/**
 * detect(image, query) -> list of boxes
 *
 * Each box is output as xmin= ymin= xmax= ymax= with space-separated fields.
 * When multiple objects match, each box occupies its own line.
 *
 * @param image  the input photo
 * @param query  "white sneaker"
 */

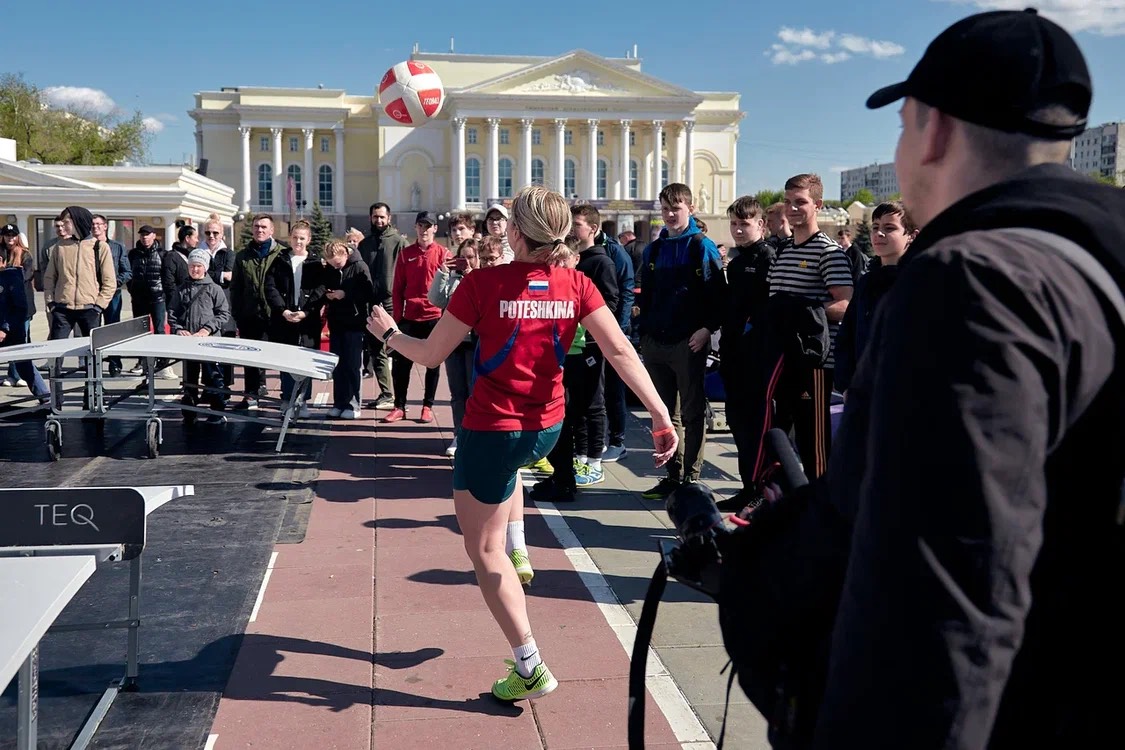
xmin=0 ymin=378 xmax=13 ymax=387
xmin=298 ymin=404 xmax=311 ymax=418
xmin=327 ymin=407 xmax=343 ymax=418
xmin=445 ymin=437 xmax=458 ymax=457
xmin=127 ymin=364 xmax=145 ymax=375
xmin=156 ymin=367 xmax=179 ymax=380
xmin=15 ymin=379 xmax=27 ymax=387
xmin=341 ymin=408 xmax=360 ymax=420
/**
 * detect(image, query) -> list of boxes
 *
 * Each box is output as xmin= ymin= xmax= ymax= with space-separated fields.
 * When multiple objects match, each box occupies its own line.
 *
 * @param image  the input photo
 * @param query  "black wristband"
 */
xmin=381 ymin=327 xmax=398 ymax=343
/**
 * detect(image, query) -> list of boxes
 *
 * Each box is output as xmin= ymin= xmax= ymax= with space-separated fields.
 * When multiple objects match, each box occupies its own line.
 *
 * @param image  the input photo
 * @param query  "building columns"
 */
xmin=554 ymin=119 xmax=567 ymax=195
xmin=586 ymin=119 xmax=599 ymax=200
xmin=651 ymin=120 xmax=664 ymax=199
xmin=486 ymin=118 xmax=500 ymax=203
xmin=334 ymin=126 xmax=346 ymax=214
xmin=302 ymin=129 xmax=314 ymax=214
xmin=452 ymin=117 xmax=466 ymax=209
xmin=195 ymin=128 xmax=204 ymax=168
xmin=619 ymin=120 xmax=631 ymax=200
xmin=271 ymin=128 xmax=283 ymax=213
xmin=239 ymin=126 xmax=251 ymax=212
xmin=684 ymin=119 xmax=695 ymax=197
xmin=520 ymin=118 xmax=533 ymax=190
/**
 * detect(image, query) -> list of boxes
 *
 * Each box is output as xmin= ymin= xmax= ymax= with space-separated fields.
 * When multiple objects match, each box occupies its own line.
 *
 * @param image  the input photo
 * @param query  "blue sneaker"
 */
xmin=575 ymin=463 xmax=604 ymax=487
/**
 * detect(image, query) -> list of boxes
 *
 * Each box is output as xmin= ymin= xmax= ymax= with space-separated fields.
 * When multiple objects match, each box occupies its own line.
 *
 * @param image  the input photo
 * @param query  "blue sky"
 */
xmin=5 ymin=0 xmax=1124 ymax=200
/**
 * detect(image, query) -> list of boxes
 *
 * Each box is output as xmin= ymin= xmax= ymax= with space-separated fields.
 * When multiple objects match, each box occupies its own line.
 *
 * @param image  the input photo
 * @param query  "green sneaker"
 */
xmin=641 ymin=476 xmax=681 ymax=500
xmin=491 ymin=659 xmax=558 ymax=701
xmin=524 ymin=456 xmax=554 ymax=475
xmin=510 ymin=548 xmax=533 ymax=585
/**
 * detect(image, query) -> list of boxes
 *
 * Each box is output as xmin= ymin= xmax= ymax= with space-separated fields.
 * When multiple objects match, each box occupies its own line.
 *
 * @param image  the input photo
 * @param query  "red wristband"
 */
xmin=652 ymin=427 xmax=674 ymax=437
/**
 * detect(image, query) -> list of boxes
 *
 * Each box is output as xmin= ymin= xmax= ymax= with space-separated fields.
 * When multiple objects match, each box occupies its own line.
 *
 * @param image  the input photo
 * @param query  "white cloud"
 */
xmin=766 ymin=45 xmax=817 ymax=65
xmin=767 ymin=28 xmax=905 ymax=65
xmin=151 ymin=112 xmax=179 ymax=124
xmin=43 ymin=86 xmax=116 ymax=115
xmin=778 ymin=27 xmax=835 ymax=49
xmin=940 ymin=0 xmax=1125 ymax=36
xmin=142 ymin=117 xmax=165 ymax=134
xmin=838 ymin=34 xmax=906 ymax=58
xmin=829 ymin=166 xmax=851 ymax=173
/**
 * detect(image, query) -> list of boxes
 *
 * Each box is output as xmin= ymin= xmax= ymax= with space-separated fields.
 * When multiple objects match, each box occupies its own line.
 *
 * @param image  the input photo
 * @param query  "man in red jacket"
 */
xmin=384 ymin=211 xmax=448 ymax=423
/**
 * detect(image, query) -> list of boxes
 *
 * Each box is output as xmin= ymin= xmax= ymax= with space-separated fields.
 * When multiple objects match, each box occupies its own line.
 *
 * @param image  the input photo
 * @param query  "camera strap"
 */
xmin=627 ymin=562 xmax=665 ymax=749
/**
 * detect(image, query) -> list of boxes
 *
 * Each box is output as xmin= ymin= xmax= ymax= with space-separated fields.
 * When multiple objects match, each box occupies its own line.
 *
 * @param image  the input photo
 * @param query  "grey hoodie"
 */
xmin=169 ymin=275 xmax=230 ymax=335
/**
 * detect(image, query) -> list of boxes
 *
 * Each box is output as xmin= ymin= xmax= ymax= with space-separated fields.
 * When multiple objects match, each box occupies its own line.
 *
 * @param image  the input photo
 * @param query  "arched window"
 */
xmin=318 ymin=165 xmax=333 ymax=208
xmin=465 ymin=157 xmax=481 ymax=202
xmin=596 ymin=159 xmax=608 ymax=200
xmin=629 ymin=160 xmax=639 ymax=199
xmin=564 ymin=159 xmax=576 ymax=198
xmin=661 ymin=159 xmax=669 ymax=189
xmin=531 ymin=158 xmax=545 ymax=186
xmin=257 ymin=164 xmax=272 ymax=207
xmin=287 ymin=164 xmax=302 ymax=204
xmin=498 ymin=157 xmax=514 ymax=198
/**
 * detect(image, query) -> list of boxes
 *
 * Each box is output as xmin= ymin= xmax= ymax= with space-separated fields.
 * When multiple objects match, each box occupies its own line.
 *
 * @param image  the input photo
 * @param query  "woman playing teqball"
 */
xmin=366 ymin=185 xmax=676 ymax=701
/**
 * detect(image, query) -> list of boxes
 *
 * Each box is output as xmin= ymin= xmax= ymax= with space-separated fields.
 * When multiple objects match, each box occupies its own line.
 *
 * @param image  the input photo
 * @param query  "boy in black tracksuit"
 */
xmin=532 ymin=206 xmax=620 ymax=501
xmin=314 ymin=239 xmax=376 ymax=418
xmin=717 ymin=197 xmax=776 ymax=510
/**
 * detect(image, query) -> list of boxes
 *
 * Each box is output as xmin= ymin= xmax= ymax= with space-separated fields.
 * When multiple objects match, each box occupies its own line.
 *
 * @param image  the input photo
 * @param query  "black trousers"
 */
xmin=720 ymin=361 xmax=755 ymax=489
xmin=392 ymin=318 xmax=440 ymax=409
xmin=745 ymin=352 xmax=833 ymax=484
xmin=48 ymin=306 xmax=99 ymax=340
xmin=183 ymin=360 xmax=226 ymax=409
xmin=603 ymin=360 xmax=628 ymax=447
xmin=237 ymin=319 xmax=270 ymax=396
xmin=571 ymin=344 xmax=607 ymax=460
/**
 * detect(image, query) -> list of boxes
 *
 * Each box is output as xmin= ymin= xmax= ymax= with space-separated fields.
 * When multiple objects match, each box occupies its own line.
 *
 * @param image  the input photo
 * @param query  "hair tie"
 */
xmin=551 ymin=238 xmax=565 ymax=247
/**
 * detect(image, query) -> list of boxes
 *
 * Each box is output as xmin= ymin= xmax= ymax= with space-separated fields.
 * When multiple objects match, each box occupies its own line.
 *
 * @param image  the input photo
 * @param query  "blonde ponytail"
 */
xmin=510 ymin=185 xmax=573 ymax=265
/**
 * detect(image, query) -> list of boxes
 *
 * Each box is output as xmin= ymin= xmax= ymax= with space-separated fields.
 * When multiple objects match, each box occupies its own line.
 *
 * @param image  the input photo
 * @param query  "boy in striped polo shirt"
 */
xmin=755 ymin=173 xmax=851 ymax=485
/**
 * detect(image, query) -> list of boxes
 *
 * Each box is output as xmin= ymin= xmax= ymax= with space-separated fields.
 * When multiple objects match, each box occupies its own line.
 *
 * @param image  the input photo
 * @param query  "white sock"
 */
xmin=513 ymin=639 xmax=542 ymax=678
xmin=576 ymin=455 xmax=588 ymax=464
xmin=506 ymin=521 xmax=525 ymax=556
xmin=589 ymin=458 xmax=602 ymax=472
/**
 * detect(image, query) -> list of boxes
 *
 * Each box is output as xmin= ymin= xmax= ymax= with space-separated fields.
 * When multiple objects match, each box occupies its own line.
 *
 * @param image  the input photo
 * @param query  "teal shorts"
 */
xmin=452 ymin=423 xmax=562 ymax=504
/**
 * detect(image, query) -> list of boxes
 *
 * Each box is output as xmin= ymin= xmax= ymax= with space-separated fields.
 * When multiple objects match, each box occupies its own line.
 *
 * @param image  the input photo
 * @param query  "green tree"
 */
xmin=886 ymin=192 xmax=903 ymax=201
xmin=844 ymin=188 xmax=877 ymax=206
xmin=854 ymin=220 xmax=873 ymax=256
xmin=1089 ymin=171 xmax=1119 ymax=186
xmin=753 ymin=189 xmax=784 ymax=208
xmin=236 ymin=219 xmax=253 ymax=250
xmin=0 ymin=73 xmax=149 ymax=165
xmin=308 ymin=202 xmax=334 ymax=256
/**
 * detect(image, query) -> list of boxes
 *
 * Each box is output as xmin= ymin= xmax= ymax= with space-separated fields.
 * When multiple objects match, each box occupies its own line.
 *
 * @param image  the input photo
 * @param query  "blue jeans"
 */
xmin=2 ymin=322 xmax=49 ymax=399
xmin=444 ymin=342 xmax=475 ymax=434
xmin=104 ymin=290 xmax=124 ymax=371
xmin=6 ymin=319 xmax=31 ymax=381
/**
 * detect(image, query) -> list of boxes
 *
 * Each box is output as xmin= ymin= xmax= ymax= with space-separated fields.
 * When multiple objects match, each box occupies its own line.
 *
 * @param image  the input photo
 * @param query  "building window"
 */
xmin=629 ymin=160 xmax=638 ymax=199
xmin=597 ymin=130 xmax=605 ymax=146
xmin=318 ymin=165 xmax=333 ymax=208
xmin=498 ymin=157 xmax=514 ymax=198
xmin=257 ymin=164 xmax=273 ymax=206
xmin=289 ymin=136 xmax=299 ymax=152
xmin=564 ymin=159 xmax=576 ymax=198
xmin=531 ymin=158 xmax=545 ymax=186
xmin=629 ymin=131 xmax=636 ymax=147
xmin=465 ymin=157 xmax=481 ymax=201
xmin=287 ymin=164 xmax=302 ymax=204
xmin=499 ymin=128 xmax=510 ymax=145
xmin=564 ymin=130 xmax=573 ymax=146
xmin=320 ymin=136 xmax=330 ymax=153
xmin=259 ymin=135 xmax=269 ymax=152
xmin=661 ymin=131 xmax=667 ymax=147
xmin=532 ymin=129 xmax=541 ymax=145
xmin=467 ymin=127 xmax=478 ymax=145
xmin=661 ymin=159 xmax=669 ymax=189
xmin=596 ymin=159 xmax=608 ymax=199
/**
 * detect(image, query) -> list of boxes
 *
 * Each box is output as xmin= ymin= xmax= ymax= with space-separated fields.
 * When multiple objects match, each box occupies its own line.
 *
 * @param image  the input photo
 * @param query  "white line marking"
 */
xmin=526 ymin=474 xmax=715 ymax=749
xmin=204 ymin=734 xmax=218 ymax=750
xmin=248 ymin=551 xmax=279 ymax=623
xmin=313 ymin=392 xmax=328 ymax=406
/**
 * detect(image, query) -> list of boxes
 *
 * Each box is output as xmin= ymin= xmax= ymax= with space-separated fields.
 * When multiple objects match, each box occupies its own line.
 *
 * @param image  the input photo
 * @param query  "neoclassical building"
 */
xmin=191 ymin=48 xmax=742 ymax=239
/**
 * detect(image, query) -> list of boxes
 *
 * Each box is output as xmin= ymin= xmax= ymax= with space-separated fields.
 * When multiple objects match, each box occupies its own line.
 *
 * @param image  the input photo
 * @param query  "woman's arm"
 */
xmin=366 ymin=306 xmax=470 ymax=369
xmin=581 ymin=305 xmax=677 ymax=465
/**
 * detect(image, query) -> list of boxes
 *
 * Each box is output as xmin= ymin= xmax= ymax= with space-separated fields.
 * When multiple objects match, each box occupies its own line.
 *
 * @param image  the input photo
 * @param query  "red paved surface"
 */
xmin=208 ymin=371 xmax=679 ymax=749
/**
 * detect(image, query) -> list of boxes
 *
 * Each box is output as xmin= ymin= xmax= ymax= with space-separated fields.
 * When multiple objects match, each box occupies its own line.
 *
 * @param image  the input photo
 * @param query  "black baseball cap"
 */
xmin=866 ymin=7 xmax=1091 ymax=140
xmin=139 ymin=224 xmax=157 ymax=235
xmin=0 ymin=223 xmax=18 ymax=236
xmin=414 ymin=211 xmax=436 ymax=226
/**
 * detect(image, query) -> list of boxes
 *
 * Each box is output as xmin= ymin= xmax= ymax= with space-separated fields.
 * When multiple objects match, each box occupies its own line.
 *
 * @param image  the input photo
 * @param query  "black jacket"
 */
xmin=819 ymin=163 xmax=1125 ymax=748
xmin=576 ymin=244 xmax=619 ymax=343
xmin=127 ymin=241 xmax=164 ymax=302
xmin=206 ymin=246 xmax=237 ymax=333
xmin=315 ymin=254 xmax=375 ymax=333
xmin=832 ymin=263 xmax=898 ymax=393
xmin=264 ymin=252 xmax=325 ymax=345
xmin=163 ymin=244 xmax=191 ymax=305
xmin=357 ymin=225 xmax=405 ymax=309
xmin=720 ymin=240 xmax=774 ymax=373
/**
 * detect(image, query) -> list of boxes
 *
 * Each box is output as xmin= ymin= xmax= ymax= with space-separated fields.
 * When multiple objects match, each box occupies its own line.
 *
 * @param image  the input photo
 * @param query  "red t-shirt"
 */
xmin=446 ymin=261 xmax=606 ymax=431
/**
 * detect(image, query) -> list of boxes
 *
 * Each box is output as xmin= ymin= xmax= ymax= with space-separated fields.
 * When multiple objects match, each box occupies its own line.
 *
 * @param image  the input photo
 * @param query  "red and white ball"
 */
xmin=378 ymin=61 xmax=445 ymax=126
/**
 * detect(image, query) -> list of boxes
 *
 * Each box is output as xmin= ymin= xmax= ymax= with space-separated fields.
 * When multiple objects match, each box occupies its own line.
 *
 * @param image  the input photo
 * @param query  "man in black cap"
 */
xmin=356 ymin=201 xmax=405 ymax=408
xmin=809 ymin=7 xmax=1125 ymax=747
xmin=43 ymin=206 xmax=116 ymax=339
